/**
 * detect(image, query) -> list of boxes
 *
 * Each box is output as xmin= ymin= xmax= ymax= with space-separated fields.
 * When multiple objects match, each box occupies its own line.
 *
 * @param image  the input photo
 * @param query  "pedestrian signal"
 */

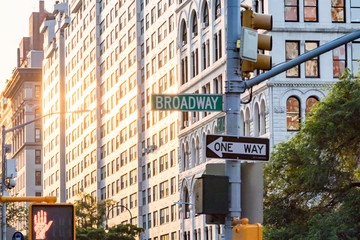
xmin=29 ymin=203 xmax=75 ymax=240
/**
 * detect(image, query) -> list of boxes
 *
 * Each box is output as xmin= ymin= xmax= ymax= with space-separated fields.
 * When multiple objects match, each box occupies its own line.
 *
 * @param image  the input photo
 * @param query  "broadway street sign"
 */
xmin=206 ymin=134 xmax=270 ymax=161
xmin=152 ymin=94 xmax=223 ymax=111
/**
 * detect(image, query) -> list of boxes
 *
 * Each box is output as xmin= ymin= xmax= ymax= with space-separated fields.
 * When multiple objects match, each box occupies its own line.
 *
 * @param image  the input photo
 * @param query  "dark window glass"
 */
xmin=182 ymin=21 xmax=187 ymax=45
xmin=215 ymin=0 xmax=221 ymax=19
xmin=192 ymin=13 xmax=198 ymax=38
xmin=203 ymin=3 xmax=209 ymax=26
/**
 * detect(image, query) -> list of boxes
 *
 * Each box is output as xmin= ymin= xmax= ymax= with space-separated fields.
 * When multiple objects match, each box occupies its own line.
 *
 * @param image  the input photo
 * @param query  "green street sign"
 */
xmin=152 ymin=94 xmax=223 ymax=111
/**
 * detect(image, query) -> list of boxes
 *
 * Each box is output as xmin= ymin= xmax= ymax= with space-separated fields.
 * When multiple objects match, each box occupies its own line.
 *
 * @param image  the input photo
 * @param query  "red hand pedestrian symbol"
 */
xmin=34 ymin=210 xmax=53 ymax=240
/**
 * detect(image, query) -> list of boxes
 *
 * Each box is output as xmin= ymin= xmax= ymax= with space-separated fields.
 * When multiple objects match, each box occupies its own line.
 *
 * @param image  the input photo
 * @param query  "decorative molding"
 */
xmin=267 ymin=81 xmax=334 ymax=88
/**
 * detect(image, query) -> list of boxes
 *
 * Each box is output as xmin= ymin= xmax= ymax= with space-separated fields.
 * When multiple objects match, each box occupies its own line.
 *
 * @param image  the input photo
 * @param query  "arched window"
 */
xmin=183 ymin=142 xmax=190 ymax=170
xmin=192 ymin=13 xmax=198 ymax=38
xmin=245 ymin=108 xmax=251 ymax=136
xmin=287 ymin=96 xmax=300 ymax=131
xmin=254 ymin=103 xmax=260 ymax=136
xmin=240 ymin=111 xmax=245 ymax=136
xmin=260 ymin=100 xmax=266 ymax=135
xmin=306 ymin=96 xmax=319 ymax=114
xmin=182 ymin=21 xmax=187 ymax=45
xmin=215 ymin=0 xmax=221 ymax=19
xmin=203 ymin=2 xmax=209 ymax=27
xmin=195 ymin=137 xmax=200 ymax=165
xmin=184 ymin=187 xmax=190 ymax=218
xmin=191 ymin=139 xmax=196 ymax=167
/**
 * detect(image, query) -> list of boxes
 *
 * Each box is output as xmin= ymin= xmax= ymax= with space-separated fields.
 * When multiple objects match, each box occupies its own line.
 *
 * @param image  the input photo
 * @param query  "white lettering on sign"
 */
xmin=153 ymin=95 xmax=222 ymax=111
xmin=156 ymin=96 xmax=163 ymax=109
xmin=207 ymin=137 xmax=267 ymax=158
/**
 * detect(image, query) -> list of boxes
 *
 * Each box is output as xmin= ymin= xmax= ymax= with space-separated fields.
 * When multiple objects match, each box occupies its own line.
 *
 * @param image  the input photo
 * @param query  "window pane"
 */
xmin=304 ymin=0 xmax=316 ymax=6
xmin=333 ymin=60 xmax=346 ymax=77
xmin=306 ymin=97 xmax=318 ymax=113
xmin=286 ymin=0 xmax=298 ymax=4
xmin=305 ymin=42 xmax=319 ymax=77
xmin=286 ymin=97 xmax=300 ymax=131
xmin=286 ymin=41 xmax=300 ymax=77
xmin=352 ymin=61 xmax=360 ymax=76
xmin=351 ymin=0 xmax=360 ymax=7
xmin=332 ymin=0 xmax=344 ymax=7
xmin=351 ymin=8 xmax=360 ymax=22
xmin=304 ymin=7 xmax=317 ymax=21
xmin=333 ymin=46 xmax=346 ymax=60
xmin=332 ymin=8 xmax=344 ymax=22
xmin=352 ymin=43 xmax=360 ymax=59
xmin=285 ymin=7 xmax=298 ymax=21
xmin=305 ymin=60 xmax=319 ymax=77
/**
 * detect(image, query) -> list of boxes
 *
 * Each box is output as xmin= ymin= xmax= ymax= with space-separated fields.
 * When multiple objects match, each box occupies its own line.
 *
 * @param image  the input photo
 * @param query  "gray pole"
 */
xmin=59 ymin=20 xmax=66 ymax=203
xmin=225 ymin=0 xmax=242 ymax=240
xmin=1 ymin=126 xmax=6 ymax=240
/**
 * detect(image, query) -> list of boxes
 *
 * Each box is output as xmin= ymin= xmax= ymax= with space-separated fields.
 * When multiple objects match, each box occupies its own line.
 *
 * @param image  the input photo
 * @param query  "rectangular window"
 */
xmin=305 ymin=41 xmax=319 ymax=77
xmin=35 ymin=128 xmax=41 ymax=142
xmin=351 ymin=0 xmax=360 ymax=22
xmin=170 ymin=149 xmax=176 ymax=167
xmin=285 ymin=0 xmax=299 ymax=22
xmin=352 ymin=42 xmax=360 ymax=74
xmin=35 ymin=150 xmax=41 ymax=164
xmin=170 ymin=177 xmax=176 ymax=194
xmin=35 ymin=171 xmax=41 ymax=185
xmin=332 ymin=0 xmax=345 ymax=22
xmin=333 ymin=45 xmax=347 ymax=78
xmin=286 ymin=41 xmax=300 ymax=77
xmin=304 ymin=0 xmax=318 ymax=22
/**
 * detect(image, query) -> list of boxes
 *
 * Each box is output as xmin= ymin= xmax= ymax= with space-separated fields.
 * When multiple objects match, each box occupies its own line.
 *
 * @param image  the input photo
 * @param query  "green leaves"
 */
xmin=264 ymin=70 xmax=360 ymax=239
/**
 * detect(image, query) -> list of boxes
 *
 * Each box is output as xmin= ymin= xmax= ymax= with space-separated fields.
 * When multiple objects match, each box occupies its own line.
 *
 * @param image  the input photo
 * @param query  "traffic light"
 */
xmin=194 ymin=174 xmax=229 ymax=224
xmin=29 ymin=203 xmax=75 ymax=240
xmin=233 ymin=218 xmax=263 ymax=240
xmin=241 ymin=9 xmax=273 ymax=74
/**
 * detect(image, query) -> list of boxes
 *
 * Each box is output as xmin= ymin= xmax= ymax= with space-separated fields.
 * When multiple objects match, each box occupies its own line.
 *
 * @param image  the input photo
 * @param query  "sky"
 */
xmin=0 ymin=0 xmax=57 ymax=90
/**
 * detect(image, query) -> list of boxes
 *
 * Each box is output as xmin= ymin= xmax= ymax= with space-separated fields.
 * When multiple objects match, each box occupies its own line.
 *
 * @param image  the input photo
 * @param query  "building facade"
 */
xmin=37 ymin=0 xmax=360 ymax=240
xmin=0 ymin=1 xmax=48 ymax=232
xmin=177 ymin=0 xmax=360 ymax=239
xmin=41 ymin=0 xmax=180 ymax=239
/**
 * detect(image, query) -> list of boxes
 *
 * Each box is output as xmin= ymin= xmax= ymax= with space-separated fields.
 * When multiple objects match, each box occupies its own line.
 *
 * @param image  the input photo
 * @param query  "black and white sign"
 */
xmin=206 ymin=134 xmax=269 ymax=161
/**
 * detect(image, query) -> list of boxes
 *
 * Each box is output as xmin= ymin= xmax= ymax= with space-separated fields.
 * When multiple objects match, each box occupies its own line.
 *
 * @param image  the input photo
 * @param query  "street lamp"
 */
xmin=1 ymin=109 xmax=90 ymax=240
xmin=105 ymin=204 xmax=132 ymax=232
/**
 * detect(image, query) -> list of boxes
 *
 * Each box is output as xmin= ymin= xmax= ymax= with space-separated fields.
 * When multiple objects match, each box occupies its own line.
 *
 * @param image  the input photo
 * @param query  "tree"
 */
xmin=76 ymin=224 xmax=143 ymax=240
xmin=75 ymin=192 xmax=116 ymax=229
xmin=6 ymin=202 xmax=27 ymax=228
xmin=74 ymin=192 xmax=143 ymax=240
xmin=264 ymin=69 xmax=360 ymax=239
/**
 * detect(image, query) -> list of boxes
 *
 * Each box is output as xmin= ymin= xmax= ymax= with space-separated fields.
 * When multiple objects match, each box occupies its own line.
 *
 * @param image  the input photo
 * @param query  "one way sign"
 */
xmin=206 ymin=134 xmax=270 ymax=161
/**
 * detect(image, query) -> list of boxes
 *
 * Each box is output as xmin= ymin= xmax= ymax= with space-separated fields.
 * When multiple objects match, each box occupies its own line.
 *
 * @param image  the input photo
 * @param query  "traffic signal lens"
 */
xmin=29 ymin=204 xmax=75 ymax=240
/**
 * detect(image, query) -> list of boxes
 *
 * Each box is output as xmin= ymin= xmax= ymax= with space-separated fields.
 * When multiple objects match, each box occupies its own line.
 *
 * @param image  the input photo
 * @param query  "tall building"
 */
xmin=176 ymin=0 xmax=360 ymax=239
xmin=0 ymin=0 xmax=48 ymax=232
xmin=42 ymin=0 xmax=180 ymax=239
xmin=40 ymin=0 xmax=360 ymax=240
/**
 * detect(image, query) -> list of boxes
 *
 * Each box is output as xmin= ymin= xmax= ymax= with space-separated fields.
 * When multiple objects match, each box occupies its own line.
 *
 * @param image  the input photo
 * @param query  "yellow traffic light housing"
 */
xmin=29 ymin=203 xmax=76 ymax=240
xmin=233 ymin=218 xmax=263 ymax=240
xmin=241 ymin=9 xmax=273 ymax=74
